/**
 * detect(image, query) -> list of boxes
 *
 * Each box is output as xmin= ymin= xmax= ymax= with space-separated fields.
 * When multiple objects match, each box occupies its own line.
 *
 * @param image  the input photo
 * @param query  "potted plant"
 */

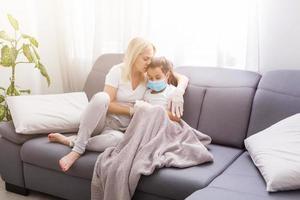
xmin=0 ymin=14 xmax=50 ymax=122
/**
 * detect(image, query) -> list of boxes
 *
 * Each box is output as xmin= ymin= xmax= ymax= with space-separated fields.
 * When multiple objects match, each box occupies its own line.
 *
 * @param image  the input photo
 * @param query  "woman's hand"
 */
xmin=133 ymin=100 xmax=152 ymax=113
xmin=171 ymin=72 xmax=189 ymax=117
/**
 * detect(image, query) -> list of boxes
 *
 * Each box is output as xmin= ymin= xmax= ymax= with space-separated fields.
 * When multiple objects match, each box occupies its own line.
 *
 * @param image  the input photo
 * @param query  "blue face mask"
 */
xmin=147 ymin=79 xmax=167 ymax=92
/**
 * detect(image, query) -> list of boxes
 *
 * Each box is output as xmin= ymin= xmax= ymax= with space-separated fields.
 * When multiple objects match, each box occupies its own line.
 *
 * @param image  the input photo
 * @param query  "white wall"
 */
xmin=259 ymin=0 xmax=300 ymax=73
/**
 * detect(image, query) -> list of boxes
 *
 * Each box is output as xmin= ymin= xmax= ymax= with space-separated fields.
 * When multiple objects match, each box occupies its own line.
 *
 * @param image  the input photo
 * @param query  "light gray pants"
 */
xmin=72 ymin=92 xmax=124 ymax=154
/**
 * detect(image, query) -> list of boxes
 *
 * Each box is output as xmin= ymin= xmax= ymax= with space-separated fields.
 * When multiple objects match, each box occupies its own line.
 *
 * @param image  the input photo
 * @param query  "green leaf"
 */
xmin=30 ymin=37 xmax=38 ymax=48
xmin=22 ymin=44 xmax=33 ymax=62
xmin=1 ymin=45 xmax=13 ymax=66
xmin=31 ymin=46 xmax=39 ymax=65
xmin=22 ymin=34 xmax=38 ymax=48
xmin=13 ymin=87 xmax=20 ymax=96
xmin=6 ymin=84 xmax=13 ymax=95
xmin=6 ymin=84 xmax=20 ymax=96
xmin=19 ymin=89 xmax=31 ymax=94
xmin=32 ymin=46 xmax=40 ymax=60
xmin=7 ymin=14 xmax=19 ymax=31
xmin=21 ymin=34 xmax=31 ymax=39
xmin=0 ymin=87 xmax=5 ymax=91
xmin=0 ymin=31 xmax=13 ymax=42
xmin=0 ymin=94 xmax=4 ymax=103
xmin=5 ymin=107 xmax=12 ymax=121
xmin=37 ymin=62 xmax=51 ymax=86
xmin=0 ymin=105 xmax=5 ymax=121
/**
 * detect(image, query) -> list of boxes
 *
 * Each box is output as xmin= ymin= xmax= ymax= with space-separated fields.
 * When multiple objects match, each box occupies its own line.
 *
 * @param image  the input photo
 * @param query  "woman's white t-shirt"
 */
xmin=104 ymin=63 xmax=147 ymax=131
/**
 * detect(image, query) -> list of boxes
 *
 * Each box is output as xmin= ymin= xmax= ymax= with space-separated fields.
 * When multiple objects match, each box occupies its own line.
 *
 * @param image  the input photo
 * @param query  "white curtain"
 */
xmin=70 ymin=0 xmax=261 ymax=91
xmin=53 ymin=0 xmax=96 ymax=92
xmin=0 ymin=0 xmax=260 ymax=93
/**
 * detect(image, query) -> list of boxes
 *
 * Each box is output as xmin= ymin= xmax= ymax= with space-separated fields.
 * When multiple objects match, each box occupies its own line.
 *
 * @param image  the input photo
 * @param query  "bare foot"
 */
xmin=59 ymin=151 xmax=81 ymax=172
xmin=48 ymin=133 xmax=70 ymax=146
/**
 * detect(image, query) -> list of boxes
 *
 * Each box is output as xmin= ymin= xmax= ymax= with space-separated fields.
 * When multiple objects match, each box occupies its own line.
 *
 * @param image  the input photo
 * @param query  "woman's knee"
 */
xmin=91 ymin=92 xmax=110 ymax=106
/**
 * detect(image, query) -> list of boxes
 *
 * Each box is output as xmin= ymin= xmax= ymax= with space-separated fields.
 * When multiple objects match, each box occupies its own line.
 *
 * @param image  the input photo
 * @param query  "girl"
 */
xmin=142 ymin=56 xmax=181 ymax=122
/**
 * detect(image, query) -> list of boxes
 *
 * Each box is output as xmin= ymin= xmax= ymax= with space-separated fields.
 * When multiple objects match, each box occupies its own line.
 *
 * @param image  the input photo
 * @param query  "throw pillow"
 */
xmin=245 ymin=113 xmax=300 ymax=192
xmin=6 ymin=92 xmax=88 ymax=134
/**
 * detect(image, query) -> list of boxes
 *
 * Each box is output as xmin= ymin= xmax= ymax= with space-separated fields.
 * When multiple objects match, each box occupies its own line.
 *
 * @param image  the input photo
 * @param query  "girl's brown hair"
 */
xmin=147 ymin=57 xmax=178 ymax=86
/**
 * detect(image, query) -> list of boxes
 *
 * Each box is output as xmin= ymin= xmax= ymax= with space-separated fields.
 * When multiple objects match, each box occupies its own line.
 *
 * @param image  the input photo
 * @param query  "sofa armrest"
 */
xmin=0 ymin=122 xmax=40 ymax=145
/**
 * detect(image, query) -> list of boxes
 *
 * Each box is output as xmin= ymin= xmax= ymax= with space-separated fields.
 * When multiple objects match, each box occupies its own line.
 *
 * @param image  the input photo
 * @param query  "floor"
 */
xmin=0 ymin=176 xmax=60 ymax=200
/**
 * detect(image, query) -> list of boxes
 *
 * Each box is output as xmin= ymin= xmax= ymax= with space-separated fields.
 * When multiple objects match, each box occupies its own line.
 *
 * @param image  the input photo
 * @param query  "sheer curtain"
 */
xmin=0 ymin=0 xmax=260 ymax=93
xmin=53 ymin=0 xmax=96 ymax=92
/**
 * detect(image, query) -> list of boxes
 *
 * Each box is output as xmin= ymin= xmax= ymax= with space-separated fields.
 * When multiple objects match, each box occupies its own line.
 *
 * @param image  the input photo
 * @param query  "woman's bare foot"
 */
xmin=48 ymin=133 xmax=70 ymax=146
xmin=59 ymin=151 xmax=81 ymax=172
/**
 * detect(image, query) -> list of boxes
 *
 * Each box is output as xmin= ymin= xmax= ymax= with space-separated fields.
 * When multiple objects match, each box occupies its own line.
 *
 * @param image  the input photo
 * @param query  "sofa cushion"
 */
xmin=20 ymin=136 xmax=99 ymax=180
xmin=176 ymin=67 xmax=261 ymax=148
xmin=136 ymin=144 xmax=243 ymax=200
xmin=0 ymin=121 xmax=40 ymax=144
xmin=83 ymin=53 xmax=123 ymax=100
xmin=247 ymin=70 xmax=300 ymax=136
xmin=198 ymin=87 xmax=255 ymax=148
xmin=181 ymin=85 xmax=206 ymax=129
xmin=188 ymin=152 xmax=300 ymax=200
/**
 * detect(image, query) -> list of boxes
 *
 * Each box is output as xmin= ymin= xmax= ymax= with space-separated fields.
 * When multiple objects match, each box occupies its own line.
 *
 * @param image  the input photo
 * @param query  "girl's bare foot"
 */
xmin=48 ymin=133 xmax=70 ymax=146
xmin=59 ymin=151 xmax=81 ymax=172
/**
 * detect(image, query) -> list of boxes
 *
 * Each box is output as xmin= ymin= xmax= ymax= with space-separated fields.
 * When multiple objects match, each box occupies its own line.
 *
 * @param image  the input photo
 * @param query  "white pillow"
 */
xmin=6 ymin=92 xmax=88 ymax=134
xmin=245 ymin=114 xmax=300 ymax=192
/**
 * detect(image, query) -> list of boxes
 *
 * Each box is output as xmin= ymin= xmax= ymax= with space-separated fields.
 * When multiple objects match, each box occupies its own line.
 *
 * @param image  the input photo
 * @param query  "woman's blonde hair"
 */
xmin=122 ymin=37 xmax=156 ymax=82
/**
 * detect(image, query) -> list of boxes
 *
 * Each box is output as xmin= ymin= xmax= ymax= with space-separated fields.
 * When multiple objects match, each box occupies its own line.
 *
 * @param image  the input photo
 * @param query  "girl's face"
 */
xmin=133 ymin=46 xmax=154 ymax=73
xmin=147 ymin=66 xmax=169 ymax=82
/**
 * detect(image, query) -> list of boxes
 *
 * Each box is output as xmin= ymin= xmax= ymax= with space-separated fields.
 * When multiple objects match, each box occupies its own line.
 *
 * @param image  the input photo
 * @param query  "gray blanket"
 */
xmin=91 ymin=105 xmax=213 ymax=200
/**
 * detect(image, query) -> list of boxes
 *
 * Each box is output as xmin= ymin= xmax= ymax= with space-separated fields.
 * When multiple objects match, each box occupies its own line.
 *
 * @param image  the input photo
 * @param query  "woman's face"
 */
xmin=133 ymin=46 xmax=154 ymax=73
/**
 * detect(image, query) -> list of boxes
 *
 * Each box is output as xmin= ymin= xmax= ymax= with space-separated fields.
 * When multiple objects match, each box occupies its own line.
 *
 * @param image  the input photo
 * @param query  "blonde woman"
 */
xmin=49 ymin=37 xmax=188 ymax=172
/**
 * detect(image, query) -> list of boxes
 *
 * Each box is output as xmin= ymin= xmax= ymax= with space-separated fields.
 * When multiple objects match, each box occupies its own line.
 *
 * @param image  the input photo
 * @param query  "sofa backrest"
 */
xmin=83 ymin=54 xmax=123 ymax=100
xmin=176 ymin=67 xmax=261 ymax=149
xmin=247 ymin=70 xmax=300 ymax=137
xmin=84 ymin=54 xmax=261 ymax=149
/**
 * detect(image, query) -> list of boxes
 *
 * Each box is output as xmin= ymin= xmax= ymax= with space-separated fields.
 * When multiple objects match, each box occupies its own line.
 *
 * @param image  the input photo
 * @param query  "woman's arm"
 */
xmin=169 ymin=72 xmax=189 ymax=117
xmin=173 ymin=72 xmax=189 ymax=94
xmin=104 ymin=85 xmax=132 ymax=116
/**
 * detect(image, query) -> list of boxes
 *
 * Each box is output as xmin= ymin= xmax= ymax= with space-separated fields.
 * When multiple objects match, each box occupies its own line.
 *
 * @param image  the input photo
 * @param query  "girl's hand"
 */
xmin=167 ymin=111 xmax=181 ymax=122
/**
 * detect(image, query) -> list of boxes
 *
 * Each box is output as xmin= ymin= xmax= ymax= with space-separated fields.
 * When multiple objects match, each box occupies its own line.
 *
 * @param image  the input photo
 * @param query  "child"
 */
xmin=48 ymin=57 xmax=181 ymax=151
xmin=142 ymin=56 xmax=181 ymax=122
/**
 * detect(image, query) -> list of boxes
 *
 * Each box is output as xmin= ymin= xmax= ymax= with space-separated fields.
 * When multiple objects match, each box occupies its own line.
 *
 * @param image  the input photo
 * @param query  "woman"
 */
xmin=50 ymin=37 xmax=189 ymax=172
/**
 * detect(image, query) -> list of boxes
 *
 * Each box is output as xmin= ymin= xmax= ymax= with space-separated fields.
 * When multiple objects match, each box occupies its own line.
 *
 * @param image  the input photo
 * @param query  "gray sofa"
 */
xmin=0 ymin=54 xmax=300 ymax=200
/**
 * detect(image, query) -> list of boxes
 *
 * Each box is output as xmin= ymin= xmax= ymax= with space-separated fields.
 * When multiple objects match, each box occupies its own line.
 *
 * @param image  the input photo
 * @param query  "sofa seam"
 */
xmin=135 ymin=189 xmax=175 ymax=200
xmin=196 ymin=88 xmax=206 ymax=130
xmin=258 ymin=87 xmax=300 ymax=98
xmin=243 ymin=88 xmax=258 ymax=143
xmin=188 ymin=83 xmax=258 ymax=89
xmin=22 ymin=162 xmax=92 ymax=181
xmin=208 ymin=185 xmax=266 ymax=198
xmin=205 ymin=149 xmax=245 ymax=187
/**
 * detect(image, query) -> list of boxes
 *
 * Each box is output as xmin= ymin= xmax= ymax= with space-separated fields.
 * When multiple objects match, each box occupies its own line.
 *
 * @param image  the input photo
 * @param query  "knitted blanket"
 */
xmin=91 ymin=104 xmax=213 ymax=200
